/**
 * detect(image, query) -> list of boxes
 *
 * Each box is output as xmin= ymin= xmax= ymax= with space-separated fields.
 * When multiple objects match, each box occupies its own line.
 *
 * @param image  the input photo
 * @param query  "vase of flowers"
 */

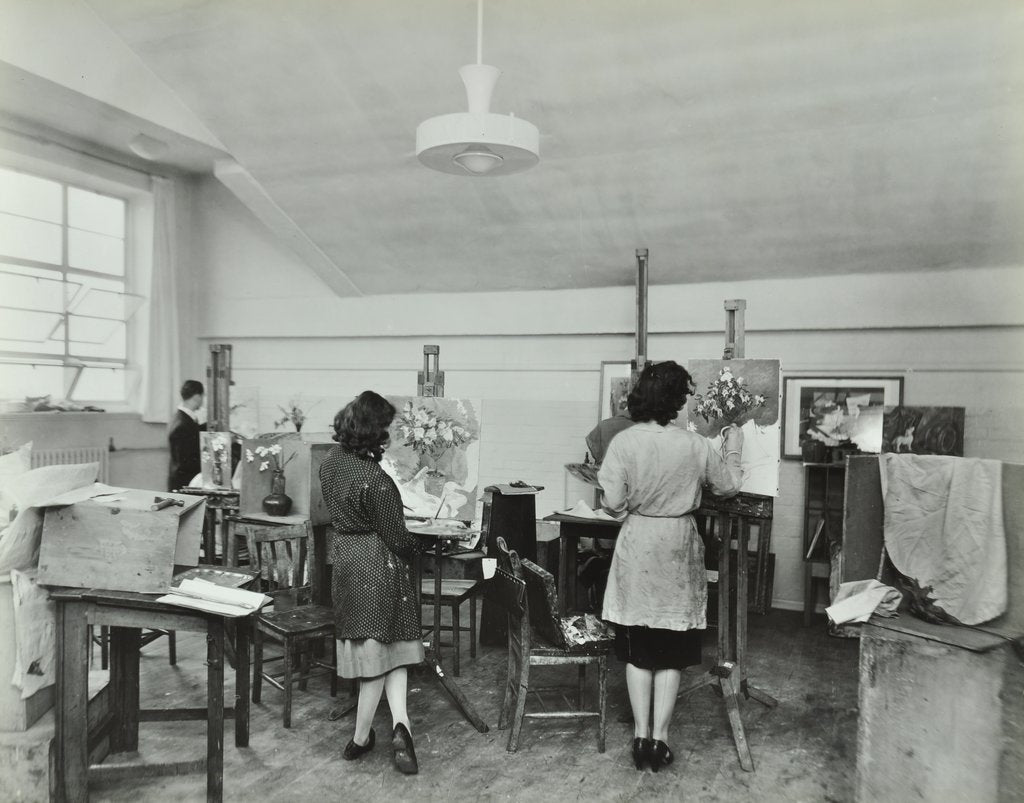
xmin=246 ymin=443 xmax=296 ymax=516
xmin=275 ymin=398 xmax=316 ymax=433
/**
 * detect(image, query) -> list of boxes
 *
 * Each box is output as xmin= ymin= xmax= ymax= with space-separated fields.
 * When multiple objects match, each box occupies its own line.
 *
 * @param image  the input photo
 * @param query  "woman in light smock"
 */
xmin=598 ymin=361 xmax=744 ymax=772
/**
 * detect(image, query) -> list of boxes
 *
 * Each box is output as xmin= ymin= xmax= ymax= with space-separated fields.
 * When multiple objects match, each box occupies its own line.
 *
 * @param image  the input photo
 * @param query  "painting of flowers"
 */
xmin=383 ymin=396 xmax=482 ymax=521
xmin=686 ymin=359 xmax=782 ymax=497
xmin=200 ymin=432 xmax=232 ymax=489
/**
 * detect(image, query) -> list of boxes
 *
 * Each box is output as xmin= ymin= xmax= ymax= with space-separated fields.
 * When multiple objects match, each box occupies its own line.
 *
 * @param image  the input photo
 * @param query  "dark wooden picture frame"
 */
xmin=782 ymin=375 xmax=904 ymax=460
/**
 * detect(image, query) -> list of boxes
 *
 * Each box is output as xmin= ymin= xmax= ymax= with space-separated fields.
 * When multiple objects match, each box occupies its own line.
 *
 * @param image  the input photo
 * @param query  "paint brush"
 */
xmin=433 ymin=492 xmax=447 ymax=520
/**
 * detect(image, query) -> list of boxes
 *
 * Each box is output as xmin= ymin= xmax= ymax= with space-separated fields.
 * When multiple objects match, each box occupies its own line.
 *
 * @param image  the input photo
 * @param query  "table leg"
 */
xmin=718 ymin=514 xmax=732 ymax=663
xmin=109 ymin=627 xmax=141 ymax=753
xmin=54 ymin=601 xmax=90 ymax=803
xmin=207 ymin=619 xmax=225 ymax=803
xmin=234 ymin=618 xmax=251 ymax=748
xmin=736 ymin=520 xmax=749 ymax=680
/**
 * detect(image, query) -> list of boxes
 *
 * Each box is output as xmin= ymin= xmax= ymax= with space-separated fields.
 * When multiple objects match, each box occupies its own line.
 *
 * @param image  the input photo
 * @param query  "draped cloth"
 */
xmin=140 ymin=176 xmax=181 ymax=423
xmin=880 ymin=453 xmax=1006 ymax=625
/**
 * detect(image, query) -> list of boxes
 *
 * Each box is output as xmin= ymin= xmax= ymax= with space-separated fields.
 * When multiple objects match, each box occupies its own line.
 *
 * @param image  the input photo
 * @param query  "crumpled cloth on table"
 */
xmin=826 ymin=579 xmax=902 ymax=625
xmin=879 ymin=453 xmax=1005 ymax=626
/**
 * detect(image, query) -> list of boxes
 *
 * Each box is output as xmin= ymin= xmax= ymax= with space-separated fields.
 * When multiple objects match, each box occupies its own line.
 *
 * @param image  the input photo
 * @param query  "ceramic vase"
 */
xmin=262 ymin=469 xmax=293 ymax=516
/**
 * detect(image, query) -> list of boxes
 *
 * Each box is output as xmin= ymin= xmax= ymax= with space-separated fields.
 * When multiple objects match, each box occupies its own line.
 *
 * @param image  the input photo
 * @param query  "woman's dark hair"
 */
xmin=332 ymin=391 xmax=396 ymax=461
xmin=627 ymin=361 xmax=693 ymax=426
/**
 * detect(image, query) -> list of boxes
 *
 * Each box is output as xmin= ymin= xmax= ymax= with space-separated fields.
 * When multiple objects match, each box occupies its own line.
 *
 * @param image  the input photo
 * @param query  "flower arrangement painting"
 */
xmin=200 ymin=432 xmax=232 ymax=489
xmin=686 ymin=359 xmax=782 ymax=497
xmin=383 ymin=397 xmax=482 ymax=521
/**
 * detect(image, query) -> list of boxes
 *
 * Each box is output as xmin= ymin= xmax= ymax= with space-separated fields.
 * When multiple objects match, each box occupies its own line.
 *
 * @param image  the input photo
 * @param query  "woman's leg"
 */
xmin=383 ymin=666 xmax=410 ymax=731
xmin=651 ymin=668 xmax=681 ymax=742
xmin=625 ymin=663 xmax=653 ymax=738
xmin=353 ymin=675 xmax=385 ymax=744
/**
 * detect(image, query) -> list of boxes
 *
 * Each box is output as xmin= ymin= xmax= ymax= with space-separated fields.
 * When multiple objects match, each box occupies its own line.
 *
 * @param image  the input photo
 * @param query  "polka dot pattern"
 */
xmin=319 ymin=446 xmax=424 ymax=642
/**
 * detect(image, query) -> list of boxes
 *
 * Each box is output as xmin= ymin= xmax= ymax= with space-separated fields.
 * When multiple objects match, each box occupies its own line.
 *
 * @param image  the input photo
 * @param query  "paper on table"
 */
xmin=38 ymin=482 xmax=125 ymax=507
xmin=156 ymin=577 xmax=269 ymax=617
xmin=825 ymin=579 xmax=902 ymax=625
xmin=559 ymin=500 xmax=625 ymax=522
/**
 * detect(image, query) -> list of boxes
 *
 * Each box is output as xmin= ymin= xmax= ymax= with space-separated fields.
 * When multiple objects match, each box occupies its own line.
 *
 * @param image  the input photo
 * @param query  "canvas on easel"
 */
xmin=686 ymin=358 xmax=782 ymax=497
xmin=383 ymin=396 xmax=482 ymax=521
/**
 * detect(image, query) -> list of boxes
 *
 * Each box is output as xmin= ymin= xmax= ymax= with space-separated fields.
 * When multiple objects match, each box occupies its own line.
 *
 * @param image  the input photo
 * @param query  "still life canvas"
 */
xmin=882 ymin=406 xmax=965 ymax=456
xmin=200 ymin=431 xmax=232 ymax=489
xmin=686 ymin=359 xmax=782 ymax=497
xmin=230 ymin=386 xmax=260 ymax=439
xmin=383 ymin=396 xmax=482 ymax=521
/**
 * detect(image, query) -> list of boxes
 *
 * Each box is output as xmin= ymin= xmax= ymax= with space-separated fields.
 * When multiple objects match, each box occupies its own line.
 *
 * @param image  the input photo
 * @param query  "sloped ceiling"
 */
xmin=68 ymin=0 xmax=1024 ymax=295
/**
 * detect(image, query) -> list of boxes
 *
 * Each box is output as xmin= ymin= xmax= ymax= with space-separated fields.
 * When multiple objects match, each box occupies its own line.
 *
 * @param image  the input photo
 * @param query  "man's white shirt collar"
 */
xmin=177 ymin=404 xmax=199 ymax=423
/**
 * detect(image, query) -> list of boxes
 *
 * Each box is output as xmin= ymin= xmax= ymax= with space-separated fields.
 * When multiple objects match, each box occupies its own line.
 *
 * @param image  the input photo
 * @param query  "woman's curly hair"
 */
xmin=332 ymin=391 xmax=396 ymax=461
xmin=627 ymin=361 xmax=693 ymax=426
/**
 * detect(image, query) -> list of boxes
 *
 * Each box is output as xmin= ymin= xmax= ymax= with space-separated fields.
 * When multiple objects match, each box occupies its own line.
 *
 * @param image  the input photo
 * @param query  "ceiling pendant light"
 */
xmin=416 ymin=0 xmax=539 ymax=176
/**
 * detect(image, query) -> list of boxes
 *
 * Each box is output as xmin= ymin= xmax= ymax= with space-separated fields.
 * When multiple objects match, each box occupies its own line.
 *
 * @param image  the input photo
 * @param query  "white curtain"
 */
xmin=140 ymin=176 xmax=181 ymax=423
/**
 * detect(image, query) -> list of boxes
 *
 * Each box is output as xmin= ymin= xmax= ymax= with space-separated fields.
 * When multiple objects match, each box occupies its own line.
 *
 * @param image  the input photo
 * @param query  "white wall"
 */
xmin=187 ymin=177 xmax=1024 ymax=610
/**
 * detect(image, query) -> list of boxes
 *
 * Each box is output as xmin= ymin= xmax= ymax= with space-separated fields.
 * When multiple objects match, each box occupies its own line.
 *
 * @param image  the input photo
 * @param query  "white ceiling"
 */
xmin=14 ymin=1 xmax=1024 ymax=296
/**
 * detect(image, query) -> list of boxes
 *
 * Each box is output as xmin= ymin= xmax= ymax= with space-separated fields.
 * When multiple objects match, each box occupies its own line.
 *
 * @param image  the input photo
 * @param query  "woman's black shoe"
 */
xmin=392 ymin=723 xmax=419 ymax=775
xmin=343 ymin=728 xmax=375 ymax=760
xmin=632 ymin=737 xmax=653 ymax=770
xmin=650 ymin=740 xmax=674 ymax=773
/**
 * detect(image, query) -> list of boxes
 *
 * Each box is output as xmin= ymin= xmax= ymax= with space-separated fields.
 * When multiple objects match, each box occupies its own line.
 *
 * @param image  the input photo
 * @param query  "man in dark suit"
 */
xmin=167 ymin=379 xmax=206 ymax=491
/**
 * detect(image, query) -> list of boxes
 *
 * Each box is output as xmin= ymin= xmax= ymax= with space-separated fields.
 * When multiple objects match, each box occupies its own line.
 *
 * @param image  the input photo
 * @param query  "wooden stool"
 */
xmin=420 ymin=579 xmax=480 ymax=676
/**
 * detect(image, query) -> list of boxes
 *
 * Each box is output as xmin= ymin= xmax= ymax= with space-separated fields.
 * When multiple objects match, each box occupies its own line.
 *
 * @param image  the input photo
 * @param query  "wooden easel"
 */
xmin=678 ymin=299 xmax=778 ymax=772
xmin=206 ymin=344 xmax=232 ymax=432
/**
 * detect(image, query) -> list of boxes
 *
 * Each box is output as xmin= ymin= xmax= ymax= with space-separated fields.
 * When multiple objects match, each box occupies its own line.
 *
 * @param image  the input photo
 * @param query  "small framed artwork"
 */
xmin=598 ymin=361 xmax=633 ymax=423
xmin=782 ymin=376 xmax=904 ymax=460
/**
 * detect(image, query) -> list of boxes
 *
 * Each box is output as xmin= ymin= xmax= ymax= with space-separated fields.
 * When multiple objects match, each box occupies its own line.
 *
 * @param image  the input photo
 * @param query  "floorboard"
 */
xmin=86 ymin=609 xmax=859 ymax=802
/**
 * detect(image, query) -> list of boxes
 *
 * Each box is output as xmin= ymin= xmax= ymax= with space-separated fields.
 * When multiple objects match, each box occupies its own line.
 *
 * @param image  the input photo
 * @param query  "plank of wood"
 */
xmin=841 ymin=457 xmax=887 ymax=585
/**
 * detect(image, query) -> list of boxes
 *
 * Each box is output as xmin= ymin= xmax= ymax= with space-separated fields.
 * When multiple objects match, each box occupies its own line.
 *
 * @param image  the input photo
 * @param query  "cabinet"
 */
xmin=802 ymin=462 xmax=845 ymax=624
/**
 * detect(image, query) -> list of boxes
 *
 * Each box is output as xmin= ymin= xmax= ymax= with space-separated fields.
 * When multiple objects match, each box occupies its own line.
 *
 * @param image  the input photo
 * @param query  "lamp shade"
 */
xmin=416 ymin=62 xmax=539 ymax=176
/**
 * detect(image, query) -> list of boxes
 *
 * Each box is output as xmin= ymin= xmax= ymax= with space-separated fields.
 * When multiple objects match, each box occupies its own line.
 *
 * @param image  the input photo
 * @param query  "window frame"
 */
xmin=0 ymin=147 xmax=153 ymax=411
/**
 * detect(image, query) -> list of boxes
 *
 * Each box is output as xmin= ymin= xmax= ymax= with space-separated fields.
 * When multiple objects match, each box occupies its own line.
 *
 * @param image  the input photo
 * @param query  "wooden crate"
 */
xmin=239 ymin=433 xmax=334 ymax=524
xmin=38 ymin=489 xmax=205 ymax=593
xmin=857 ymin=623 xmax=1024 ymax=802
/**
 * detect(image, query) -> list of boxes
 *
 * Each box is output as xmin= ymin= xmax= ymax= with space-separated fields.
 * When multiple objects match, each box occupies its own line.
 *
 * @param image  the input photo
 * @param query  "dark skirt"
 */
xmin=614 ymin=624 xmax=704 ymax=670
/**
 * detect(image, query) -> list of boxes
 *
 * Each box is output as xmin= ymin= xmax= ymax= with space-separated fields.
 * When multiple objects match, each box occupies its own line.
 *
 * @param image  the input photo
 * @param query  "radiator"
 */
xmin=31 ymin=447 xmax=110 ymax=484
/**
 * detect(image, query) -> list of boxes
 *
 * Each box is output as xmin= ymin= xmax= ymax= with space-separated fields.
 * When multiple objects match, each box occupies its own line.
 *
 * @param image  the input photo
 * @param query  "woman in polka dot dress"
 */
xmin=320 ymin=391 xmax=426 ymax=774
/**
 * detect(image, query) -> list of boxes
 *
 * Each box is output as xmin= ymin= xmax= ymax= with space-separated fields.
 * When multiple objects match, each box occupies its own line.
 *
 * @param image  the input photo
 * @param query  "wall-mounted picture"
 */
xmin=882 ymin=406 xmax=965 ymax=456
xmin=598 ymin=361 xmax=633 ymax=423
xmin=782 ymin=376 xmax=904 ymax=460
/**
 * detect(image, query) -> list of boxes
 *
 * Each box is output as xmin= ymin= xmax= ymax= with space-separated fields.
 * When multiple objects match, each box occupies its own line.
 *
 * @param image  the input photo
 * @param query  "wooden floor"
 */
xmin=87 ymin=610 xmax=859 ymax=802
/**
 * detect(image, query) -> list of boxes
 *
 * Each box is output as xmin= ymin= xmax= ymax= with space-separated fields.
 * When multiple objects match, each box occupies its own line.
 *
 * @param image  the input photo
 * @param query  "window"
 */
xmin=0 ymin=165 xmax=145 ymax=406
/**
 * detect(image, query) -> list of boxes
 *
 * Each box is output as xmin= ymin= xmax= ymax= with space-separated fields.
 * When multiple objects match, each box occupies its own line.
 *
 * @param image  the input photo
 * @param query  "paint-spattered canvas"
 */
xmin=383 ymin=396 xmax=482 ymax=521
xmin=686 ymin=359 xmax=782 ymax=497
xmin=882 ymin=406 xmax=965 ymax=456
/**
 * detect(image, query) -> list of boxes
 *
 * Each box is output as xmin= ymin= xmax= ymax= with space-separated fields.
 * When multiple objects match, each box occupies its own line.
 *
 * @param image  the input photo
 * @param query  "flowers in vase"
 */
xmin=274 ymin=398 xmax=316 ymax=432
xmin=692 ymin=367 xmax=766 ymax=425
xmin=245 ymin=443 xmax=296 ymax=473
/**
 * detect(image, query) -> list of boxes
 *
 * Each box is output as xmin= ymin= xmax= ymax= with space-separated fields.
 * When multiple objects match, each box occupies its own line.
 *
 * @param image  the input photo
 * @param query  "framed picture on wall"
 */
xmin=782 ymin=376 xmax=904 ymax=460
xmin=598 ymin=361 xmax=633 ymax=423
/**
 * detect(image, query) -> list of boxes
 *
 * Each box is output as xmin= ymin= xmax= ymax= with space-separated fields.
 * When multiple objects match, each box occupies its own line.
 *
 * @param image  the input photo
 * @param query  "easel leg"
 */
xmin=717 ymin=662 xmax=754 ymax=772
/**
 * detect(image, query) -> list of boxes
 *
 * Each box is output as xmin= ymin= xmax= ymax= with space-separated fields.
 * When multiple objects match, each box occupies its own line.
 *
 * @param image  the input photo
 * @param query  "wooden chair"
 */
xmin=489 ymin=537 xmax=613 ymax=753
xmin=91 ymin=627 xmax=175 ymax=668
xmin=420 ymin=577 xmax=480 ymax=676
xmin=246 ymin=520 xmax=337 ymax=728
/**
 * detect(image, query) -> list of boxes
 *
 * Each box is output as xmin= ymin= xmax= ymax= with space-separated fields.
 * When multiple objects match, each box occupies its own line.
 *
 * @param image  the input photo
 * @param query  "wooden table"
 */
xmin=541 ymin=513 xmax=621 ymax=615
xmin=51 ymin=587 xmax=254 ymax=803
